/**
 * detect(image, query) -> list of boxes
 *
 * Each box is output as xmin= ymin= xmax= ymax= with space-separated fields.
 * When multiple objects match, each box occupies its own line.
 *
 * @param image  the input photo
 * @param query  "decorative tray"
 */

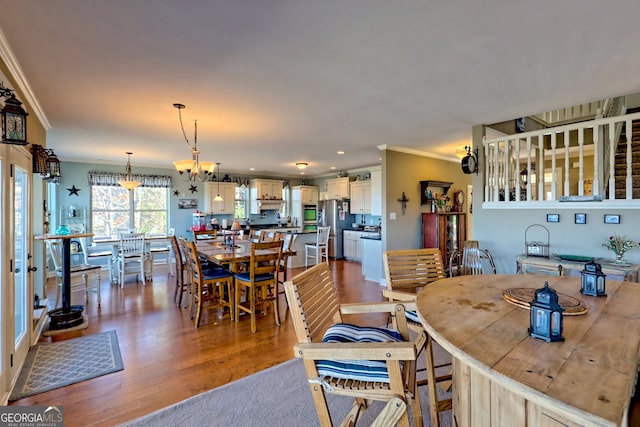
xmin=554 ymin=254 xmax=594 ymax=262
xmin=503 ymin=288 xmax=588 ymax=316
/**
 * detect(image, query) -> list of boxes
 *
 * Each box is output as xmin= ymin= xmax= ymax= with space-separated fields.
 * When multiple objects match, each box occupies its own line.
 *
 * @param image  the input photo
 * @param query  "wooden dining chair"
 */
xmin=47 ymin=240 xmax=102 ymax=307
xmin=171 ymin=235 xmax=190 ymax=307
xmin=184 ymin=240 xmax=234 ymax=327
xmin=117 ymin=232 xmax=146 ymax=288
xmin=193 ymin=229 xmax=218 ymax=241
xmin=234 ymin=240 xmax=283 ymax=333
xmin=305 ymin=225 xmax=330 ymax=267
xmin=383 ymin=248 xmax=452 ymax=427
xmin=284 ymin=262 xmax=425 ymax=427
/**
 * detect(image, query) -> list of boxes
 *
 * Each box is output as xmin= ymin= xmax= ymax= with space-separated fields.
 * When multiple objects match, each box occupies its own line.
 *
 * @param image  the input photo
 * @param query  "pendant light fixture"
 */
xmin=173 ymin=103 xmax=215 ymax=181
xmin=118 ymin=152 xmax=141 ymax=191
xmin=213 ymin=162 xmax=223 ymax=202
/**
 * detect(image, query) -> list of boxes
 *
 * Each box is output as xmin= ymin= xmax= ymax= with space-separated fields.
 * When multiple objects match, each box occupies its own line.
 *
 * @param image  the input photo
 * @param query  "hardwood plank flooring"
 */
xmin=10 ymin=260 xmax=387 ymax=427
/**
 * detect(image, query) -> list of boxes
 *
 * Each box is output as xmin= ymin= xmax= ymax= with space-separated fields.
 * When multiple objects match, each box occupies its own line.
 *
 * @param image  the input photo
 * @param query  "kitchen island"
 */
xmin=416 ymin=274 xmax=640 ymax=427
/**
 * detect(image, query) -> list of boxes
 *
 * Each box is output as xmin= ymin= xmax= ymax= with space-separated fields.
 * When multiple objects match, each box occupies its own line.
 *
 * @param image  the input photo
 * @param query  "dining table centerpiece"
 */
xmin=602 ymin=234 xmax=638 ymax=264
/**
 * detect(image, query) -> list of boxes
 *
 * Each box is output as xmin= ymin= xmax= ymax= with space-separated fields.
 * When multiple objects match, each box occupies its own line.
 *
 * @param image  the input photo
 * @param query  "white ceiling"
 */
xmin=1 ymin=0 xmax=640 ymax=177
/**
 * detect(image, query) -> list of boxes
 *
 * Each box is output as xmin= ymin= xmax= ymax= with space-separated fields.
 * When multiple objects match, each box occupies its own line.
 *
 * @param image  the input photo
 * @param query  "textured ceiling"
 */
xmin=1 ymin=0 xmax=640 ymax=177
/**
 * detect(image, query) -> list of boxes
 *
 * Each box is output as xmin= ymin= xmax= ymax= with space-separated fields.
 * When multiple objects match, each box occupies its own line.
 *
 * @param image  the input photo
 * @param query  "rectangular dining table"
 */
xmin=92 ymin=234 xmax=172 ymax=284
xmin=195 ymin=240 xmax=296 ymax=271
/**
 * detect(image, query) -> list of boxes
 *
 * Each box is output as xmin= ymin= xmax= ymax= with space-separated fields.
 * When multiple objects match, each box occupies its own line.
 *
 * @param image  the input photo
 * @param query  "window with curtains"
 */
xmin=88 ymin=171 xmax=171 ymax=238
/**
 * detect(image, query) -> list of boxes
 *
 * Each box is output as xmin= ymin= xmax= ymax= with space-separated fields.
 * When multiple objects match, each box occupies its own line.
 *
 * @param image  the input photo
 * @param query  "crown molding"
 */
xmin=377 ymin=144 xmax=459 ymax=163
xmin=0 ymin=28 xmax=50 ymax=130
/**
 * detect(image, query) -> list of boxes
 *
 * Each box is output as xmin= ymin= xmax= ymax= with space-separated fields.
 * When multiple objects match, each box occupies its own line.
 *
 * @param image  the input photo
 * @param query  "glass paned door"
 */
xmin=9 ymin=148 xmax=30 ymax=383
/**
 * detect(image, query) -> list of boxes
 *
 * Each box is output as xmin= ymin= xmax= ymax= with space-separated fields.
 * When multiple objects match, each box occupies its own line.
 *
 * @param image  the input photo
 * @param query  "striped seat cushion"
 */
xmin=316 ymin=323 xmax=403 ymax=383
xmin=405 ymin=310 xmax=420 ymax=324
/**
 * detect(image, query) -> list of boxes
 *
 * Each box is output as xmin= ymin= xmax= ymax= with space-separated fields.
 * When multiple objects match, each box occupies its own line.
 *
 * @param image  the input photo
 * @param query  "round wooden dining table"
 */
xmin=415 ymin=274 xmax=640 ymax=427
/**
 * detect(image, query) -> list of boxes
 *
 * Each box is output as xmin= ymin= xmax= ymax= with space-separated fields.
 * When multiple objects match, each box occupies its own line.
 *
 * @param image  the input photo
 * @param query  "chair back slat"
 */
xmin=317 ymin=226 xmax=331 ymax=245
xmin=193 ymin=229 xmax=218 ymax=241
xmin=284 ymin=263 xmax=341 ymax=343
xmin=384 ymin=248 xmax=445 ymax=293
xmin=119 ymin=233 xmax=145 ymax=256
xmin=249 ymin=240 xmax=283 ymax=280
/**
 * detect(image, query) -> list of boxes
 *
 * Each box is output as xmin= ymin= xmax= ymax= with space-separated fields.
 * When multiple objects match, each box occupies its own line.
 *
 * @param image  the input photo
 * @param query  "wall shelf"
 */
xmin=420 ymin=180 xmax=453 ymax=205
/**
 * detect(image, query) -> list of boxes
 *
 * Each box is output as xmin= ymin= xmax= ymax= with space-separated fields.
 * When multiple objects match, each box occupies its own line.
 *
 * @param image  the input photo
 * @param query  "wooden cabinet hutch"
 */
xmin=422 ymin=212 xmax=466 ymax=271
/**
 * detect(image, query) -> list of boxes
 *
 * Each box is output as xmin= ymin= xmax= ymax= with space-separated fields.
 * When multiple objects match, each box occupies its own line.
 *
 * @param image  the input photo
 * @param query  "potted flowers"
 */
xmin=602 ymin=234 xmax=639 ymax=264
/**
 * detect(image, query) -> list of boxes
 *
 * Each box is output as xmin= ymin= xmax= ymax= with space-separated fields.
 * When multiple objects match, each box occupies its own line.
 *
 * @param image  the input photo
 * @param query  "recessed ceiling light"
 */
xmin=337 ymin=150 xmax=345 ymax=155
xmin=249 ymin=167 xmax=255 ymax=171
xmin=299 ymin=172 xmax=305 ymax=175
xmin=330 ymin=166 xmax=336 ymax=170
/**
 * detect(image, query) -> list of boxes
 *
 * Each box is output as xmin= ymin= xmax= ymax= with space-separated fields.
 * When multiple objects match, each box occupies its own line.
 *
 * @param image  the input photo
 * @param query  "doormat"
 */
xmin=9 ymin=330 xmax=124 ymax=401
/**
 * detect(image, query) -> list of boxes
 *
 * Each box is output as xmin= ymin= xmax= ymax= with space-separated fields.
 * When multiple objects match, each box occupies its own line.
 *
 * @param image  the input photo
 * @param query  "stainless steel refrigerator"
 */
xmin=317 ymin=199 xmax=355 ymax=259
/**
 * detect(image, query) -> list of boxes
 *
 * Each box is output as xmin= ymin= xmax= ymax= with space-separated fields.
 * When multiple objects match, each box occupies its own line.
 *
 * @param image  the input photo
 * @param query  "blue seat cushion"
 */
xmin=234 ymin=272 xmax=273 ymax=282
xmin=316 ymin=323 xmax=403 ymax=383
xmin=202 ymin=269 xmax=233 ymax=280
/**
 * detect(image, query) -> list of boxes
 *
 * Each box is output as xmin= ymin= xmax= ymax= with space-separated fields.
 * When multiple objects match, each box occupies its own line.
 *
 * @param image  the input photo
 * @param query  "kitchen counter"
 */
xmin=360 ymin=233 xmax=381 ymax=240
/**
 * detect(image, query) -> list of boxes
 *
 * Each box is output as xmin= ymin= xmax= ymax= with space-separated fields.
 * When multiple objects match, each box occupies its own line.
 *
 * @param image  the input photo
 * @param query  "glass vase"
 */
xmin=615 ymin=253 xmax=625 ymax=264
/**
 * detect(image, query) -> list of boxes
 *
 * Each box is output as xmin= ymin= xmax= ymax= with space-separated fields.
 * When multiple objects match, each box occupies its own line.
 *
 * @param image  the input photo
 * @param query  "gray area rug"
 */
xmin=10 ymin=330 xmax=123 ymax=401
xmin=121 ymin=342 xmax=452 ymax=427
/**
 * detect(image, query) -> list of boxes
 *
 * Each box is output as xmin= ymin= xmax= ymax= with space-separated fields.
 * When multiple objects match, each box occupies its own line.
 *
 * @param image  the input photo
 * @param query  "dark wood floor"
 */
xmin=10 ymin=260 xmax=387 ymax=427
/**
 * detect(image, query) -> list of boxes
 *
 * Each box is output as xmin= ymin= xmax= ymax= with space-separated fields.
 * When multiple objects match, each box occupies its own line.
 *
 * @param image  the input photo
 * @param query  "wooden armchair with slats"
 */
xmin=284 ymin=262 xmax=425 ymax=427
xmin=383 ymin=248 xmax=452 ymax=427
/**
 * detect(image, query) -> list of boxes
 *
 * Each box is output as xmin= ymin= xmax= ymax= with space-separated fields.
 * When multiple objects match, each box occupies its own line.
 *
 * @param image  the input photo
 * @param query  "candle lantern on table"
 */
xmin=580 ymin=260 xmax=606 ymax=297
xmin=529 ymin=281 xmax=564 ymax=342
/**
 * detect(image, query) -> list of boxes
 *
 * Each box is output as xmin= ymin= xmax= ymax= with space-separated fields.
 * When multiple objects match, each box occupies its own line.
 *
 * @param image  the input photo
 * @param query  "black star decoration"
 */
xmin=189 ymin=185 xmax=198 ymax=194
xmin=173 ymin=190 xmax=180 ymax=197
xmin=67 ymin=185 xmax=81 ymax=196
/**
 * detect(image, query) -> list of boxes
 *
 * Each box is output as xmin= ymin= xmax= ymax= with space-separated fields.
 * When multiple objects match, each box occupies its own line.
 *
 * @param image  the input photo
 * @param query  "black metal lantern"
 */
xmin=581 ymin=261 xmax=606 ymax=297
xmin=2 ymin=93 xmax=28 ymax=145
xmin=529 ymin=281 xmax=564 ymax=342
xmin=45 ymin=149 xmax=61 ymax=183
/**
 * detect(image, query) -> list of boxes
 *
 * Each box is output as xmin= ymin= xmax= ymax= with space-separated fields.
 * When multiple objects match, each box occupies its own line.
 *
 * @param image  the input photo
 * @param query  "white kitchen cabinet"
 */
xmin=250 ymin=178 xmax=284 ymax=200
xmin=203 ymin=182 xmax=236 ymax=214
xmin=343 ymin=230 xmax=364 ymax=261
xmin=349 ymin=181 xmax=371 ymax=214
xmin=249 ymin=178 xmax=285 ymax=214
xmin=326 ymin=177 xmax=350 ymax=199
xmin=292 ymin=185 xmax=318 ymax=204
xmin=370 ymin=167 xmax=382 ymax=216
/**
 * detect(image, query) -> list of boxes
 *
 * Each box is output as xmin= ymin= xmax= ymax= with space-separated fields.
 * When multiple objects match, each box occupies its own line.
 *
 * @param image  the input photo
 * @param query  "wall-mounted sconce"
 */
xmin=30 ymin=144 xmax=61 ymax=183
xmin=1 ymin=82 xmax=28 ymax=145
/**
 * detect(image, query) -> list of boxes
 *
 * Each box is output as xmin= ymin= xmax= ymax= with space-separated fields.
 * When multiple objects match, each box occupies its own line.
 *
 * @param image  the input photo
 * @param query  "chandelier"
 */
xmin=173 ymin=103 xmax=215 ymax=181
xmin=118 ymin=152 xmax=141 ymax=191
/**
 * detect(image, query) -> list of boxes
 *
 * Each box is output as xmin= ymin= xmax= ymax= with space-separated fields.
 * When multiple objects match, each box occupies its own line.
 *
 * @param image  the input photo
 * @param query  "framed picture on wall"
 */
xmin=546 ymin=214 xmax=559 ymax=223
xmin=178 ymin=199 xmax=197 ymax=209
xmin=575 ymin=213 xmax=586 ymax=224
xmin=604 ymin=214 xmax=620 ymax=224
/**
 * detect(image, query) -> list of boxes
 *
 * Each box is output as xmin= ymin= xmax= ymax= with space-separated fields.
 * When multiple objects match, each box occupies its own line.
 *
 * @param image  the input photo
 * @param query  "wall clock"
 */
xmin=461 ymin=146 xmax=478 ymax=175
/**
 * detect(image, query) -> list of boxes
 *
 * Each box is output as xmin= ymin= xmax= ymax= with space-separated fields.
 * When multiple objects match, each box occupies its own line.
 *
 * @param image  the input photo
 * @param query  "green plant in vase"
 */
xmin=602 ymin=234 xmax=638 ymax=264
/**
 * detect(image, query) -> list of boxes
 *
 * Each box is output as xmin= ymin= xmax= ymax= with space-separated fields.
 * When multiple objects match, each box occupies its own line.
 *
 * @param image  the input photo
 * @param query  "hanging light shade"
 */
xmin=173 ymin=103 xmax=215 ymax=181
xmin=213 ymin=162 xmax=223 ymax=202
xmin=118 ymin=152 xmax=141 ymax=191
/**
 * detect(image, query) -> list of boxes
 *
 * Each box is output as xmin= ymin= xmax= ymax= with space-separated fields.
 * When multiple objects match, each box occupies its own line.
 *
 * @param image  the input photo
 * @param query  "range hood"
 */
xmin=256 ymin=200 xmax=285 ymax=211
